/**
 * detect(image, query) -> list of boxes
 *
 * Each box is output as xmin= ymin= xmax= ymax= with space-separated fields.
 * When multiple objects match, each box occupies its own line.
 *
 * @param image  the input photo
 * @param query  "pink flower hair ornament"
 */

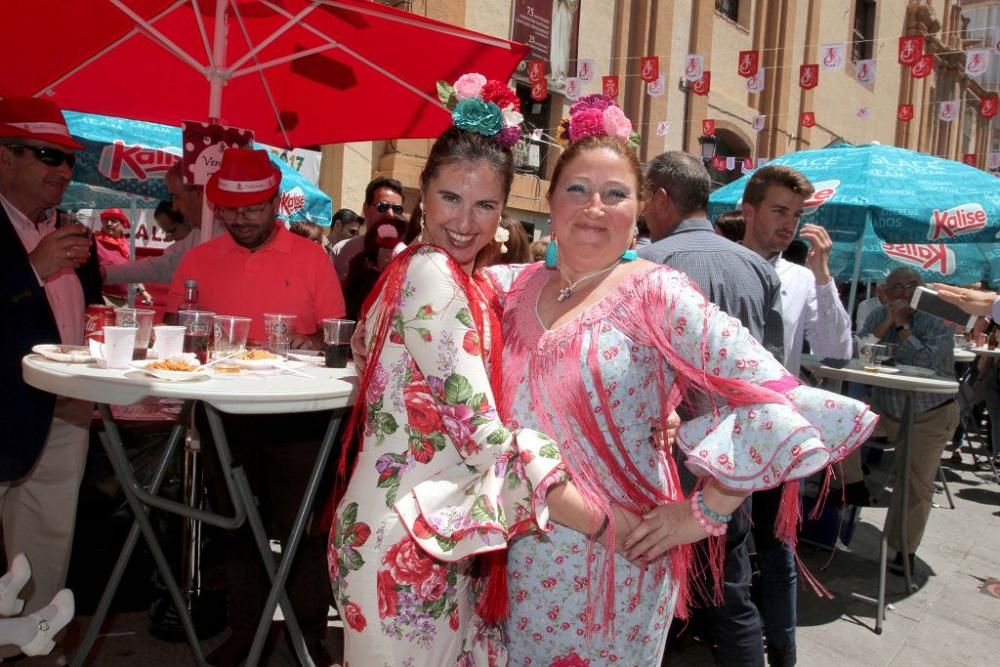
xmin=437 ymin=73 xmax=523 ymax=149
xmin=556 ymin=94 xmax=640 ymax=148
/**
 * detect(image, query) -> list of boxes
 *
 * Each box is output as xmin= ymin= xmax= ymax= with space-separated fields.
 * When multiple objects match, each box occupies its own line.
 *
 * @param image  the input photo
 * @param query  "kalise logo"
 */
xmin=98 ymin=141 xmax=178 ymax=181
xmin=280 ymin=187 xmax=306 ymax=217
xmin=928 ymin=203 xmax=987 ymax=240
xmin=802 ymin=179 xmax=839 ymax=215
xmin=880 ymin=244 xmax=955 ymax=275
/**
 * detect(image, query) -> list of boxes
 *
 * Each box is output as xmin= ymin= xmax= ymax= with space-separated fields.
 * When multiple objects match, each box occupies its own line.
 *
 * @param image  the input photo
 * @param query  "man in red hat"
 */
xmin=166 ymin=148 xmax=344 ymax=666
xmin=0 ymin=97 xmax=101 ymax=639
xmin=94 ymin=208 xmax=152 ymax=305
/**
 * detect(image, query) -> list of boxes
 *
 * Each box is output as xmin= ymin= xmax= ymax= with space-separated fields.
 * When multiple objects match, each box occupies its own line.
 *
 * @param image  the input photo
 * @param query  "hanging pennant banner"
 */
xmin=531 ymin=79 xmax=547 ymax=101
xmin=898 ymin=35 xmax=924 ymax=65
xmin=966 ymin=49 xmax=990 ymax=77
xmin=702 ymin=119 xmax=716 ymax=137
xmin=656 ymin=121 xmax=671 ymax=136
xmin=725 ymin=156 xmax=736 ymax=171
xmin=757 ymin=157 xmax=770 ymax=168
xmin=565 ymin=77 xmax=581 ymax=100
xmin=577 ymin=59 xmax=595 ymax=82
xmin=647 ymin=74 xmax=665 ymax=97
xmin=982 ymin=96 xmax=999 ymax=119
xmin=855 ymin=59 xmax=876 ymax=85
xmin=684 ymin=54 xmax=705 ymax=82
xmin=531 ymin=128 xmax=544 ymax=140
xmin=821 ymin=43 xmax=845 ymax=70
xmin=640 ymin=56 xmax=660 ymax=83
xmin=527 ymin=59 xmax=545 ymax=84
xmin=911 ymin=54 xmax=933 ymax=78
xmin=988 ymin=152 xmax=1000 ymax=171
xmin=738 ymin=50 xmax=760 ymax=78
xmin=800 ymin=111 xmax=816 ymax=128
xmin=741 ymin=158 xmax=754 ymax=174
xmin=897 ymin=104 xmax=914 ymax=122
xmin=691 ymin=71 xmax=711 ymax=95
xmin=962 ymin=153 xmax=977 ymax=167
xmin=711 ymin=155 xmax=726 ymax=172
xmin=940 ymin=100 xmax=957 ymax=122
xmin=602 ymin=75 xmax=619 ymax=98
xmin=799 ymin=64 xmax=819 ymax=90
xmin=751 ymin=114 xmax=765 ymax=132
xmin=746 ymin=68 xmax=765 ymax=94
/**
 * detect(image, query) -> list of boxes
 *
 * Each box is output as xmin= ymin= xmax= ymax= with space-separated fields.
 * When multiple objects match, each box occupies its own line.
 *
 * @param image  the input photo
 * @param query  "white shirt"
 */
xmin=2 ymin=193 xmax=85 ymax=345
xmin=773 ymin=256 xmax=853 ymax=375
xmin=105 ymin=220 xmax=225 ymax=285
xmin=854 ymin=295 xmax=882 ymax=333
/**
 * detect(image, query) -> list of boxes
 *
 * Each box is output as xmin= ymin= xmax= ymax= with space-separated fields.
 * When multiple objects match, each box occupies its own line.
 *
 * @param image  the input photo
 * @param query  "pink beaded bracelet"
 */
xmin=690 ymin=492 xmax=728 ymax=537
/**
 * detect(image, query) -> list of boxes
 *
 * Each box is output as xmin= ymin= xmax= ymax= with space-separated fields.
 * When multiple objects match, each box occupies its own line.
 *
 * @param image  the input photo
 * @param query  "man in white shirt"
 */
xmin=740 ymin=164 xmax=853 ymax=667
xmin=855 ymin=282 xmax=886 ymax=332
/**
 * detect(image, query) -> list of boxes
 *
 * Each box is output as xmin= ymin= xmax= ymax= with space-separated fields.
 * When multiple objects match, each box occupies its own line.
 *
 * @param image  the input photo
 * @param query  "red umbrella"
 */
xmin=3 ymin=0 xmax=527 ymax=148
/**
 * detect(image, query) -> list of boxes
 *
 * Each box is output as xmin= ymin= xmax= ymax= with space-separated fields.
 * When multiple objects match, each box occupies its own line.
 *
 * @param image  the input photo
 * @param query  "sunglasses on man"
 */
xmin=374 ymin=201 xmax=404 ymax=216
xmin=8 ymin=144 xmax=77 ymax=168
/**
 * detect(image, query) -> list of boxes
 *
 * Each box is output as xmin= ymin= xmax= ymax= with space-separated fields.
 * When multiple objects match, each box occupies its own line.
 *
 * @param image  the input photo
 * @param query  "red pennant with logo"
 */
xmin=640 ymin=56 xmax=659 ymax=83
xmin=897 ymin=104 xmax=914 ymax=122
xmin=963 ymin=153 xmax=977 ymax=167
xmin=898 ymin=35 xmax=924 ymax=65
xmin=527 ymin=59 xmax=545 ymax=84
xmin=982 ymin=96 xmax=999 ymax=119
xmin=602 ymin=75 xmax=619 ymax=98
xmin=738 ymin=50 xmax=760 ymax=78
xmin=711 ymin=155 xmax=726 ymax=172
xmin=800 ymin=112 xmax=816 ymax=128
xmin=530 ymin=79 xmax=547 ymax=101
xmin=799 ymin=64 xmax=819 ymax=90
xmin=911 ymin=54 xmax=933 ymax=79
xmin=691 ymin=71 xmax=711 ymax=96
xmin=702 ymin=119 xmax=716 ymax=137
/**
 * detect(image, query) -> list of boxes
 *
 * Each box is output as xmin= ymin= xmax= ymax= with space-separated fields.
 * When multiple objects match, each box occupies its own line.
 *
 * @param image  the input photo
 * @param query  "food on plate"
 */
xmin=237 ymin=349 xmax=279 ymax=360
xmin=214 ymin=363 xmax=242 ymax=374
xmin=148 ymin=358 xmax=199 ymax=372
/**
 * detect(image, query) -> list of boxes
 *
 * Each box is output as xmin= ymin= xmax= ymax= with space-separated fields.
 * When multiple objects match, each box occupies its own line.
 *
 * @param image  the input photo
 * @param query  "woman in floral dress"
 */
xmin=329 ymin=76 xmax=615 ymax=666
xmin=499 ymin=98 xmax=878 ymax=665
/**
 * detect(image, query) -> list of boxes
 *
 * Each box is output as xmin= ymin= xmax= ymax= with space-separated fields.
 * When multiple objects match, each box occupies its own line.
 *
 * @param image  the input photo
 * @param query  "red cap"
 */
xmin=0 ymin=97 xmax=84 ymax=151
xmin=205 ymin=148 xmax=281 ymax=208
xmin=100 ymin=208 xmax=130 ymax=228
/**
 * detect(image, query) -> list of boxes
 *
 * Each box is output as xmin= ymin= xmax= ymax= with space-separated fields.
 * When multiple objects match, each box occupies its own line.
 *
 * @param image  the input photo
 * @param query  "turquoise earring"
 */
xmin=545 ymin=240 xmax=559 ymax=268
xmin=621 ymin=248 xmax=638 ymax=261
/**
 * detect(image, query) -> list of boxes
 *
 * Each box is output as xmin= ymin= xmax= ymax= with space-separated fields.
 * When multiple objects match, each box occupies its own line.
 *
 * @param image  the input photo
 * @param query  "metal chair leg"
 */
xmin=936 ymin=464 xmax=955 ymax=510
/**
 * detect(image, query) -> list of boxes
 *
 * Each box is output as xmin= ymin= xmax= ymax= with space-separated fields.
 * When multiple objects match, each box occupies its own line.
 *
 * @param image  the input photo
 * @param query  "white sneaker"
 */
xmin=0 ymin=553 xmax=31 ymax=616
xmin=21 ymin=589 xmax=75 ymax=657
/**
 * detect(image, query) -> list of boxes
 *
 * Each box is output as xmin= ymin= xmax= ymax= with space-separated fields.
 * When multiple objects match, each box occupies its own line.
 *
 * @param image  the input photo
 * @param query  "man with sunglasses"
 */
xmin=0 ymin=97 xmax=101 ymax=646
xmin=166 ymin=148 xmax=344 ymax=666
xmin=331 ymin=176 xmax=405 ymax=283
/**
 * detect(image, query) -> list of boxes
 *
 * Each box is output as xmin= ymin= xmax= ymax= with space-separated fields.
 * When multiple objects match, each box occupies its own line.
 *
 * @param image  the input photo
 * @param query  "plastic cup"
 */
xmin=178 ymin=310 xmax=215 ymax=364
xmin=322 ymin=319 xmax=355 ymax=368
xmin=115 ymin=307 xmax=155 ymax=359
xmin=263 ymin=313 xmax=297 ymax=359
xmin=213 ymin=315 xmax=252 ymax=358
xmin=102 ymin=326 xmax=137 ymax=369
xmin=152 ymin=325 xmax=186 ymax=359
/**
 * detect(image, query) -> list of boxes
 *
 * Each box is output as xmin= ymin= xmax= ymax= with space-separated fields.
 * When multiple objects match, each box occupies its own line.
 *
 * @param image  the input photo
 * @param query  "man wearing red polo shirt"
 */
xmin=167 ymin=148 xmax=344 ymax=666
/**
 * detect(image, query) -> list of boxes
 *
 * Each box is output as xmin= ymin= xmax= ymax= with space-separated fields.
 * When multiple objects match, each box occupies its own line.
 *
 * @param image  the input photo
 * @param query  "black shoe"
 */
xmin=888 ymin=552 xmax=916 ymax=576
xmin=950 ymin=449 xmax=963 ymax=464
xmin=844 ymin=481 xmax=872 ymax=507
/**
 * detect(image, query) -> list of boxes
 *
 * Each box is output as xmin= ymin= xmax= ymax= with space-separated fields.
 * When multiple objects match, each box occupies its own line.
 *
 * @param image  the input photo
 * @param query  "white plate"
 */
xmin=288 ymin=350 xmax=323 ymax=364
xmin=896 ymin=364 xmax=936 ymax=378
xmin=32 ymin=344 xmax=93 ymax=363
xmin=131 ymin=360 xmax=211 ymax=381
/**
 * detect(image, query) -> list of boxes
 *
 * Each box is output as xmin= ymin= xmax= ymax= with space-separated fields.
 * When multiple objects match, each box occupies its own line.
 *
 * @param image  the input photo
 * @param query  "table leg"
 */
xmin=900 ymin=394 xmax=914 ymax=591
xmin=72 ymin=402 xmax=210 ymax=667
xmin=203 ymin=405 xmax=317 ymax=667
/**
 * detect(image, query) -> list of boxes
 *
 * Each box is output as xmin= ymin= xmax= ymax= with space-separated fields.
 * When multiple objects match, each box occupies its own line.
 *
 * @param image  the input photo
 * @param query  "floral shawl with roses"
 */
xmin=330 ymin=245 xmax=567 ymax=665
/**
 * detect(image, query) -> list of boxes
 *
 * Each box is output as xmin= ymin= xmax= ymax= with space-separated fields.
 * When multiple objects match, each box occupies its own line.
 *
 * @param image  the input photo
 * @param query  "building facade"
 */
xmin=317 ymin=0 xmax=998 ymax=233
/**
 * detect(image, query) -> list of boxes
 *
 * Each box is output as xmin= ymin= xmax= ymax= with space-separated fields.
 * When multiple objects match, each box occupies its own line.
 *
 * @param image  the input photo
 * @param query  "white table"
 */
xmin=22 ymin=355 xmax=357 ymax=667
xmin=954 ymin=347 xmax=976 ymax=364
xmin=968 ymin=345 xmax=1000 ymax=359
xmin=804 ymin=359 xmax=958 ymax=635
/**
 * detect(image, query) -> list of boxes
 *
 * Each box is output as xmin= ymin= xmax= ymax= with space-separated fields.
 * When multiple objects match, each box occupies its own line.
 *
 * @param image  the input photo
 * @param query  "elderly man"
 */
xmin=639 ymin=151 xmax=784 ymax=666
xmin=860 ymin=268 xmax=958 ymax=574
xmin=166 ymin=148 xmax=344 ymax=666
xmin=0 ymin=98 xmax=100 ymax=641
xmin=331 ymin=177 xmax=404 ymax=283
xmin=741 ymin=164 xmax=853 ymax=667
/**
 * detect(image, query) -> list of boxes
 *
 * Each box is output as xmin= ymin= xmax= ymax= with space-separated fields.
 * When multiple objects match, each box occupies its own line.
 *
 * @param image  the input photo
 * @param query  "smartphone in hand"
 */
xmin=910 ymin=286 xmax=978 ymax=329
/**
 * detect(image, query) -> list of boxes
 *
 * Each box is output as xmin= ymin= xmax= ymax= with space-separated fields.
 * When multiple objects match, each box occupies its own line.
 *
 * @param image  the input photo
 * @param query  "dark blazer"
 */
xmin=0 ymin=205 xmax=101 ymax=481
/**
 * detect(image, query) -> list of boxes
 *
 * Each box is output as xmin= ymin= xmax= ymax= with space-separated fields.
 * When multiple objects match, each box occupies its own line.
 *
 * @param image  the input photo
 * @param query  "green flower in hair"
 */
xmin=451 ymin=99 xmax=503 ymax=137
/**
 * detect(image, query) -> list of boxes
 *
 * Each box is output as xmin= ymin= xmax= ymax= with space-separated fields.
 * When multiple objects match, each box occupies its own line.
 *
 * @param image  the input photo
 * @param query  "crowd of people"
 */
xmin=2 ymin=74 xmax=999 ymax=667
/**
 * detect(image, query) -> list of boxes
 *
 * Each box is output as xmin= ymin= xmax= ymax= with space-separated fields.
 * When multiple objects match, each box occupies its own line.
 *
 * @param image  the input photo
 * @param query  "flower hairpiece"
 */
xmin=437 ymin=73 xmax=523 ymax=149
xmin=556 ymin=94 xmax=641 ymax=149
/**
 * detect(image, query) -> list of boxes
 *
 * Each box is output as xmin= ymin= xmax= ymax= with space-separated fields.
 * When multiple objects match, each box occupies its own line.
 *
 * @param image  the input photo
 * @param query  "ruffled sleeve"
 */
xmin=389 ymin=248 xmax=566 ymax=561
xmin=646 ymin=269 xmax=878 ymax=491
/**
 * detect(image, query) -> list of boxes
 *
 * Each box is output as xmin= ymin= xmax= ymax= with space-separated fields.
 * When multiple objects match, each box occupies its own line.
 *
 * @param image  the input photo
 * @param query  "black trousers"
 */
xmin=197 ymin=406 xmax=334 ymax=640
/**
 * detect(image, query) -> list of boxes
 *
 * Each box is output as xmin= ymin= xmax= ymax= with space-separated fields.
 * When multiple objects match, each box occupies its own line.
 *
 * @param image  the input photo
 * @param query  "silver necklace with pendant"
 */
xmin=556 ymin=259 xmax=622 ymax=302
